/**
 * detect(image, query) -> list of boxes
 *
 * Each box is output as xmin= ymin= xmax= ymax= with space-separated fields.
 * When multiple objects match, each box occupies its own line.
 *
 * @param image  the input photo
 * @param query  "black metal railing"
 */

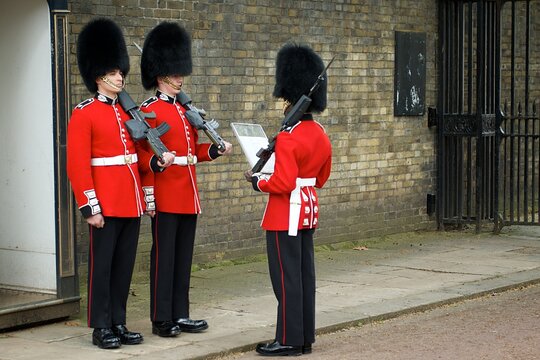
xmin=437 ymin=0 xmax=538 ymax=232
xmin=498 ymin=102 xmax=540 ymax=227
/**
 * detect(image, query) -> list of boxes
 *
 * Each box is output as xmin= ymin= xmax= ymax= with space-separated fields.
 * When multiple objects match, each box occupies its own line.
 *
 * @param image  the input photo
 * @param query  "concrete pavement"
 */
xmin=1 ymin=226 xmax=539 ymax=359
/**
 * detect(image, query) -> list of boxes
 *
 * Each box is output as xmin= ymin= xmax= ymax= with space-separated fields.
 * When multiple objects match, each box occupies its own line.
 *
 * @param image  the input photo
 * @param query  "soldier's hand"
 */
xmin=145 ymin=210 xmax=156 ymax=218
xmin=158 ymin=151 xmax=176 ymax=167
xmin=218 ymin=141 xmax=233 ymax=156
xmin=244 ymin=169 xmax=254 ymax=182
xmin=87 ymin=213 xmax=105 ymax=228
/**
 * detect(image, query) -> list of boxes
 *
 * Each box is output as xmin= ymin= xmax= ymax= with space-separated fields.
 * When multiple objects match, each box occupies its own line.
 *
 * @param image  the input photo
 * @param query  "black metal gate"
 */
xmin=436 ymin=0 xmax=539 ymax=232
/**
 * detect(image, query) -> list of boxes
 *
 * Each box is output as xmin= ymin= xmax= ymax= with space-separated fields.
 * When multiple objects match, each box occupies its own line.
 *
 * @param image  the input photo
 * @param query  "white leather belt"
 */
xmin=172 ymin=155 xmax=197 ymax=166
xmin=91 ymin=154 xmax=138 ymax=166
xmin=289 ymin=177 xmax=316 ymax=236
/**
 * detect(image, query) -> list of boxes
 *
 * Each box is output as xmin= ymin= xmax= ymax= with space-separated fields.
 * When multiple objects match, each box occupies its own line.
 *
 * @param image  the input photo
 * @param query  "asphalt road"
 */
xmin=216 ymin=283 xmax=540 ymax=360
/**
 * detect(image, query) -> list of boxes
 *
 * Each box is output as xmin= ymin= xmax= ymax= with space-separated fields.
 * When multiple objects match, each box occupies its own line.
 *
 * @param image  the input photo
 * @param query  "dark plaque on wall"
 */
xmin=394 ymin=31 xmax=426 ymax=116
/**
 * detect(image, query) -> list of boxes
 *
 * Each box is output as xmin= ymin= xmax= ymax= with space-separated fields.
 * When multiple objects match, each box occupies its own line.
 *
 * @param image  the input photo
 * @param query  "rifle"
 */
xmin=176 ymin=91 xmax=226 ymax=152
xmin=118 ymin=90 xmax=170 ymax=162
xmin=251 ymin=55 xmax=335 ymax=173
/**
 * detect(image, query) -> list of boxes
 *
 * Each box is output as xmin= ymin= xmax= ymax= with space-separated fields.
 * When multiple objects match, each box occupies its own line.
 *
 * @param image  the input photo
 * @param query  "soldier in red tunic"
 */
xmin=138 ymin=22 xmax=233 ymax=337
xmin=245 ymin=44 xmax=332 ymax=356
xmin=67 ymin=18 xmax=145 ymax=349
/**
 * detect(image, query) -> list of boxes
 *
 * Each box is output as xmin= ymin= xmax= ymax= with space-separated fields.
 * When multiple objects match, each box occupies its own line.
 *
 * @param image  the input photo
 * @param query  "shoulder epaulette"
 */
xmin=285 ymin=122 xmax=301 ymax=133
xmin=141 ymin=97 xmax=158 ymax=108
xmin=75 ymin=98 xmax=94 ymax=109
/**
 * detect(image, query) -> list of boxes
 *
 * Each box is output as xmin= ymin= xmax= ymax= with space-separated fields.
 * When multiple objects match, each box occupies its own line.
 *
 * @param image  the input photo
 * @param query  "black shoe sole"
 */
xmin=120 ymin=338 xmax=144 ymax=345
xmin=92 ymin=338 xmax=121 ymax=349
xmin=152 ymin=328 xmax=181 ymax=337
xmin=178 ymin=324 xmax=209 ymax=333
xmin=255 ymin=349 xmax=302 ymax=356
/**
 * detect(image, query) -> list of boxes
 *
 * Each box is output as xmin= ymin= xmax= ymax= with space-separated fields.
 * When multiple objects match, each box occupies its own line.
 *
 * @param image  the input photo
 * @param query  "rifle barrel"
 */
xmin=308 ymin=55 xmax=336 ymax=97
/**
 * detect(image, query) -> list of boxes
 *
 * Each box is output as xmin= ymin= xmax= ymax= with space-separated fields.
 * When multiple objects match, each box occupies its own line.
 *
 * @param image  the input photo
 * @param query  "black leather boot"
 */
xmin=152 ymin=321 xmax=181 ymax=337
xmin=92 ymin=328 xmax=121 ymax=349
xmin=174 ymin=318 xmax=209 ymax=333
xmin=256 ymin=341 xmax=303 ymax=356
xmin=112 ymin=324 xmax=143 ymax=345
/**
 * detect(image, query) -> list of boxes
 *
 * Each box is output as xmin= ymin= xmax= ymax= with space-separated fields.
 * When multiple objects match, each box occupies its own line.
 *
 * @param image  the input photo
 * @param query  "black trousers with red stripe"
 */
xmin=265 ymin=229 xmax=316 ymax=347
xmin=87 ymin=217 xmax=140 ymax=329
xmin=150 ymin=212 xmax=197 ymax=322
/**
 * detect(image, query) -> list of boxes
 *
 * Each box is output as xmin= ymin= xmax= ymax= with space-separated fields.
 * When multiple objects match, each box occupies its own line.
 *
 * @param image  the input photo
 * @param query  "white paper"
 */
xmin=231 ymin=122 xmax=275 ymax=174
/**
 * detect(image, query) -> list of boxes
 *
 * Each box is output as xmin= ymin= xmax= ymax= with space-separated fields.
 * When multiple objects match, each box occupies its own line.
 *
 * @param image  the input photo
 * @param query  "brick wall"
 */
xmin=68 ymin=0 xmax=439 ymax=271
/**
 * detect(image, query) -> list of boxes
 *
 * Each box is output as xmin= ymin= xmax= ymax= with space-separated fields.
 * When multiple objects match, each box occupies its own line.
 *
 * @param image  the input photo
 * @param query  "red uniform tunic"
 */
xmin=137 ymin=91 xmax=220 ymax=322
xmin=67 ymin=94 xmax=145 ymax=218
xmin=253 ymin=117 xmax=332 ymax=232
xmin=252 ymin=114 xmax=332 ymax=346
xmin=138 ymin=91 xmax=217 ymax=214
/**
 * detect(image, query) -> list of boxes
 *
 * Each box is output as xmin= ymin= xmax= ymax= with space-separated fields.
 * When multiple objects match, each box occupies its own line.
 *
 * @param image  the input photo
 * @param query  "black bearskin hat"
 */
xmin=273 ymin=43 xmax=327 ymax=113
xmin=77 ymin=18 xmax=130 ymax=93
xmin=141 ymin=22 xmax=192 ymax=90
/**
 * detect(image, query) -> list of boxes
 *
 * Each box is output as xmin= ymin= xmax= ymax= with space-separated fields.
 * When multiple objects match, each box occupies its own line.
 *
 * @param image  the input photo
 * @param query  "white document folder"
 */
xmin=230 ymin=122 xmax=275 ymax=174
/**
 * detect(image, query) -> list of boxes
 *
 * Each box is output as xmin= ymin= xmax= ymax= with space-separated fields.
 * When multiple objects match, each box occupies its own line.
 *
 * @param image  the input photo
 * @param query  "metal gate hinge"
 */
xmin=427 ymin=193 xmax=436 ymax=216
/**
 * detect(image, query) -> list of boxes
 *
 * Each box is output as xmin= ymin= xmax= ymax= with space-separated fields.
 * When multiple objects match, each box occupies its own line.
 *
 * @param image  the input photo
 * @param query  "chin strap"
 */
xmin=100 ymin=75 xmax=125 ymax=91
xmin=283 ymin=100 xmax=293 ymax=115
xmin=162 ymin=76 xmax=182 ymax=91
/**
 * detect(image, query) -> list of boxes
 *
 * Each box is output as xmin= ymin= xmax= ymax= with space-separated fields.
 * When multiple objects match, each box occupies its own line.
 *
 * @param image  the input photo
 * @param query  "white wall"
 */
xmin=0 ymin=0 xmax=56 ymax=292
